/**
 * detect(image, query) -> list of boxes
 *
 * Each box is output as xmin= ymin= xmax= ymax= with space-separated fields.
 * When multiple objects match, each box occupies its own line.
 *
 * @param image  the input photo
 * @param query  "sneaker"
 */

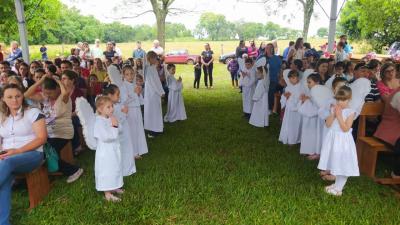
xmin=66 ymin=168 xmax=83 ymax=183
xmin=325 ymin=187 xmax=342 ymax=196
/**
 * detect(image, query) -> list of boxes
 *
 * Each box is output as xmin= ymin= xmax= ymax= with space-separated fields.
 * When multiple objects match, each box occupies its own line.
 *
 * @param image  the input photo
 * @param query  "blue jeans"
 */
xmin=0 ymin=151 xmax=43 ymax=225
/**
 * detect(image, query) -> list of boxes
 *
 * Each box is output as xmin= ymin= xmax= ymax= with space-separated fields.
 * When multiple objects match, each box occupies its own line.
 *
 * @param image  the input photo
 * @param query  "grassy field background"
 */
xmin=2 ymin=38 xmax=374 ymax=61
xmin=11 ymin=63 xmax=400 ymax=225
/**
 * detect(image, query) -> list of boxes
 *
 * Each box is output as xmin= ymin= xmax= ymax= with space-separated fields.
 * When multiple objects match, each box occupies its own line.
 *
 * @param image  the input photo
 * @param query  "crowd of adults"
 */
xmin=0 ymin=34 xmax=399 ymax=224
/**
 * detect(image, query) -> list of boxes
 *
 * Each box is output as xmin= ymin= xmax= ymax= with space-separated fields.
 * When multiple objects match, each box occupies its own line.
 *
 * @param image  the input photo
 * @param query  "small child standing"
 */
xmin=93 ymin=96 xmax=124 ymax=202
xmin=164 ymin=64 xmax=187 ymax=122
xmin=193 ymin=56 xmax=202 ymax=89
xmin=122 ymin=66 xmax=148 ymax=157
xmin=227 ymin=57 xmax=239 ymax=88
xmin=279 ymin=70 xmax=304 ymax=145
xmin=325 ymin=61 xmax=346 ymax=89
xmin=318 ymin=86 xmax=359 ymax=196
xmin=249 ymin=66 xmax=270 ymax=127
xmin=240 ymin=58 xmax=257 ymax=119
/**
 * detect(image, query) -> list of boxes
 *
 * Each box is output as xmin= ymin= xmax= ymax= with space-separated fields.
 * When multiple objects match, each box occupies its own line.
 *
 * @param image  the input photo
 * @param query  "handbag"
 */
xmin=43 ymin=143 xmax=59 ymax=172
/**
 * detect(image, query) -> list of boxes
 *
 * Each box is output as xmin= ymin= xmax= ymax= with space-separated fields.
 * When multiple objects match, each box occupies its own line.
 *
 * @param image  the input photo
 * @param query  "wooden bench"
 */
xmin=16 ymin=163 xmax=51 ymax=209
xmin=356 ymin=102 xmax=393 ymax=179
xmin=60 ymin=141 xmax=74 ymax=164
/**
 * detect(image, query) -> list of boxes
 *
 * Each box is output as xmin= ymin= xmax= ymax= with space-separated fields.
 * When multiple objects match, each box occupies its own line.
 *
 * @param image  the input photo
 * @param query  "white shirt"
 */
xmin=151 ymin=46 xmax=164 ymax=56
xmin=0 ymin=108 xmax=44 ymax=152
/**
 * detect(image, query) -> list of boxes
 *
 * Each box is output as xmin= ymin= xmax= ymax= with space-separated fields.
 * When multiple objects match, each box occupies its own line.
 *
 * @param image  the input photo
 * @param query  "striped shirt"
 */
xmin=365 ymin=78 xmax=381 ymax=102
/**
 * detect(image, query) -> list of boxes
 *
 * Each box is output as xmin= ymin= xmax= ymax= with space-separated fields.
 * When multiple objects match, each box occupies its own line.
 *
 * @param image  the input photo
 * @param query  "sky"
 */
xmin=61 ymin=0 xmax=345 ymax=36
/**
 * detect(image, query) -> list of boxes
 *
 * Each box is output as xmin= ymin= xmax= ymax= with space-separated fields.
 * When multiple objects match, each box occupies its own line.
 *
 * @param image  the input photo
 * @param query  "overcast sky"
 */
xmin=61 ymin=0 xmax=345 ymax=36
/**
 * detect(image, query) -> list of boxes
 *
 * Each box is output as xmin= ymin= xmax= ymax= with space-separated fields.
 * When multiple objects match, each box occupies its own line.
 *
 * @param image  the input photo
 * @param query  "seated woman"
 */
xmin=377 ymin=63 xmax=400 ymax=101
xmin=374 ymin=90 xmax=400 ymax=178
xmin=0 ymin=84 xmax=47 ymax=225
xmin=24 ymin=75 xmax=84 ymax=183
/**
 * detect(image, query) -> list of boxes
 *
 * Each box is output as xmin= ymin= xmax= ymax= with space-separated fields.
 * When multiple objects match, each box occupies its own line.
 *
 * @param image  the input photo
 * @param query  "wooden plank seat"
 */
xmin=356 ymin=102 xmax=394 ymax=179
xmin=15 ymin=162 xmax=50 ymax=209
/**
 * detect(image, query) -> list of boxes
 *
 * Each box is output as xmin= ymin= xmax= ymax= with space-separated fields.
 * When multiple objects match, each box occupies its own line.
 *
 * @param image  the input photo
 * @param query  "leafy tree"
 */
xmin=165 ymin=22 xmax=192 ymax=40
xmin=235 ymin=21 xmax=265 ymax=40
xmin=195 ymin=12 xmax=235 ymax=41
xmin=317 ymin=27 xmax=328 ymax=38
xmin=339 ymin=0 xmax=400 ymax=52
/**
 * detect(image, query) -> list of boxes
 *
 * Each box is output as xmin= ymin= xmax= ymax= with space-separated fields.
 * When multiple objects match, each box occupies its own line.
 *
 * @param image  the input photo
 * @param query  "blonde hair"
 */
xmin=95 ymin=96 xmax=112 ymax=114
xmin=334 ymin=86 xmax=352 ymax=101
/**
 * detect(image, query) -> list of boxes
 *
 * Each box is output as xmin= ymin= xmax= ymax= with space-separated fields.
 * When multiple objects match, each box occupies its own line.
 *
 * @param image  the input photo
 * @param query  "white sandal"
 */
xmin=325 ymin=187 xmax=342 ymax=196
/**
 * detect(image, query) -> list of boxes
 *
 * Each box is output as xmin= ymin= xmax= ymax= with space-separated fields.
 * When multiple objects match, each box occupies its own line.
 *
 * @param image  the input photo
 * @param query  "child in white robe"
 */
xmin=318 ymin=86 xmax=359 ymax=196
xmin=249 ymin=66 xmax=269 ymax=127
xmin=93 ymin=96 xmax=124 ymax=202
xmin=103 ymin=84 xmax=137 ymax=176
xmin=325 ymin=61 xmax=346 ymax=89
xmin=279 ymin=70 xmax=304 ymax=145
xmin=164 ymin=64 xmax=187 ymax=122
xmin=122 ymin=66 xmax=149 ymax=157
xmin=240 ymin=58 xmax=257 ymax=119
xmin=298 ymin=74 xmax=324 ymax=160
xmin=144 ymin=51 xmax=165 ymax=138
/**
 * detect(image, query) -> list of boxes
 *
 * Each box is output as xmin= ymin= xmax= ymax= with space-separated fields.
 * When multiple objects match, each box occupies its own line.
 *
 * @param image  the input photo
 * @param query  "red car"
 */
xmin=164 ymin=49 xmax=199 ymax=65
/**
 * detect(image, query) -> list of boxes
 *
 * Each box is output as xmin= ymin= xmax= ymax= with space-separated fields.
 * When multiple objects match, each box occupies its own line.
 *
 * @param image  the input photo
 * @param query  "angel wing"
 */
xmin=391 ymin=91 xmax=400 ymax=112
xmin=107 ymin=64 xmax=123 ymax=87
xmin=254 ymin=57 xmax=266 ymax=67
xmin=310 ymin=84 xmax=334 ymax=108
xmin=238 ymin=57 xmax=245 ymax=72
xmin=349 ymin=77 xmax=371 ymax=116
xmin=75 ymin=97 xmax=97 ymax=150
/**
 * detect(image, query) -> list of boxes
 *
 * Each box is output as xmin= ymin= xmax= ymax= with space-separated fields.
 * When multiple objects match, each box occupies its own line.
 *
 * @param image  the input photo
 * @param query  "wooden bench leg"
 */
xmin=25 ymin=166 xmax=50 ymax=209
xmin=361 ymin=146 xmax=379 ymax=178
xmin=356 ymin=140 xmax=363 ymax=168
xmin=60 ymin=141 xmax=74 ymax=164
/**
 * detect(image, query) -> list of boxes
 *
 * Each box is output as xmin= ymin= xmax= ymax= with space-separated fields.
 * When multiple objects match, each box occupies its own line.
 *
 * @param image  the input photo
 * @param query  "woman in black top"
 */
xmin=201 ymin=43 xmax=214 ymax=88
xmin=103 ymin=42 xmax=116 ymax=60
xmin=235 ymin=40 xmax=248 ymax=58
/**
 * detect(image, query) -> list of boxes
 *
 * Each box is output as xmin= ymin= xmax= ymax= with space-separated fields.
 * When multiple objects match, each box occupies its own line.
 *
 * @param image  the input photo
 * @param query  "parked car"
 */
xmin=219 ymin=52 xmax=235 ymax=64
xmin=164 ymin=49 xmax=199 ymax=65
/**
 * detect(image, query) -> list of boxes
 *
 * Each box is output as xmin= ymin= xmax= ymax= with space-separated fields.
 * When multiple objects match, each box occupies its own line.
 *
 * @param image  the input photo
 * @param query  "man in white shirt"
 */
xmin=150 ymin=40 xmax=164 ymax=56
xmin=112 ymin=41 xmax=123 ymax=57
xmin=91 ymin=39 xmax=103 ymax=59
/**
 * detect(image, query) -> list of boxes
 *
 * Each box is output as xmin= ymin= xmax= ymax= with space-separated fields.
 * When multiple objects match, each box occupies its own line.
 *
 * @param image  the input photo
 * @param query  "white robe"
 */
xmin=94 ymin=116 xmax=123 ymax=191
xmin=241 ymin=68 xmax=257 ymax=114
xmin=249 ymin=74 xmax=269 ymax=127
xmin=114 ymin=103 xmax=136 ymax=176
xmin=298 ymin=99 xmax=324 ymax=155
xmin=121 ymin=81 xmax=149 ymax=156
xmin=144 ymin=64 xmax=165 ymax=132
xmin=279 ymin=82 xmax=304 ymax=144
xmin=164 ymin=74 xmax=187 ymax=122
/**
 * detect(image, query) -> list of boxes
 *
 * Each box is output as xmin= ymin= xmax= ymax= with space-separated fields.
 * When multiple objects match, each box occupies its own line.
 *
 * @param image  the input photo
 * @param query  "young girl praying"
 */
xmin=279 ymin=70 xmax=304 ymax=145
xmin=103 ymin=84 xmax=137 ymax=176
xmin=93 ymin=96 xmax=124 ymax=202
xmin=318 ymin=86 xmax=359 ymax=196
xmin=249 ymin=66 xmax=269 ymax=127
xmin=164 ymin=64 xmax=187 ymax=123
xmin=122 ymin=66 xmax=148 ymax=158
xmin=240 ymin=58 xmax=257 ymax=119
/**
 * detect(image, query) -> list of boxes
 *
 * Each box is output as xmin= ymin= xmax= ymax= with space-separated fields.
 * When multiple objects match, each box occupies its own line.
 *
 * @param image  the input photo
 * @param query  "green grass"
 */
xmin=12 ymin=64 xmax=400 ymax=225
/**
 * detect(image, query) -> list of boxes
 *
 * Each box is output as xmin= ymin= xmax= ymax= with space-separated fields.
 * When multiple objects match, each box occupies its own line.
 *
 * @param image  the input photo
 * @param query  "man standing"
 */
xmin=91 ymin=39 xmax=103 ymax=59
xmin=133 ymin=41 xmax=146 ymax=59
xmin=151 ymin=40 xmax=164 ymax=56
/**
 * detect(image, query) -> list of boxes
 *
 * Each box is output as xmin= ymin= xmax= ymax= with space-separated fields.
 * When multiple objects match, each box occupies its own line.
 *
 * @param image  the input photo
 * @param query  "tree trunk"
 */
xmin=301 ymin=0 xmax=315 ymax=41
xmin=155 ymin=13 xmax=167 ymax=48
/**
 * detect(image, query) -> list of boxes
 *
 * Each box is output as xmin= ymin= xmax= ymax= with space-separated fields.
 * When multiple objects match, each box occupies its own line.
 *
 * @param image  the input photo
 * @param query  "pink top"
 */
xmin=247 ymin=47 xmax=258 ymax=58
xmin=374 ymin=91 xmax=400 ymax=146
xmin=377 ymin=80 xmax=397 ymax=96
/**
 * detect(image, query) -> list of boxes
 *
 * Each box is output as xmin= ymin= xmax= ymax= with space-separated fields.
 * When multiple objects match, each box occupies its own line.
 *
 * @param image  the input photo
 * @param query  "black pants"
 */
xmin=268 ymin=81 xmax=278 ymax=110
xmin=393 ymin=139 xmax=400 ymax=175
xmin=71 ymin=115 xmax=81 ymax=151
xmin=47 ymin=138 xmax=80 ymax=176
xmin=194 ymin=69 xmax=201 ymax=88
xmin=203 ymin=63 xmax=213 ymax=87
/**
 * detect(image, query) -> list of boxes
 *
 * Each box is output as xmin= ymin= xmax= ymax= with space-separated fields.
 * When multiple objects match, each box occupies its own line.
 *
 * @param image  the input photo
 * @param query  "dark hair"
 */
xmin=289 ymin=41 xmax=295 ymax=46
xmin=70 ymin=57 xmax=80 ymax=65
xmin=343 ymin=61 xmax=353 ymax=74
xmin=61 ymin=70 xmax=78 ymax=83
xmin=380 ymin=63 xmax=396 ymax=80
xmin=245 ymin=58 xmax=253 ymax=64
xmin=0 ymin=61 xmax=10 ymax=67
xmin=146 ymin=51 xmax=158 ymax=62
xmin=335 ymin=85 xmax=352 ymax=101
xmin=292 ymin=59 xmax=303 ymax=70
xmin=332 ymin=77 xmax=348 ymax=90
xmin=354 ymin=62 xmax=367 ymax=71
xmin=288 ymin=70 xmax=299 ymax=78
xmin=316 ymin=58 xmax=329 ymax=72
xmin=35 ymin=68 xmax=46 ymax=75
xmin=304 ymin=42 xmax=311 ymax=49
xmin=47 ymin=64 xmax=57 ymax=74
xmin=19 ymin=62 xmax=29 ymax=69
xmin=54 ymin=58 xmax=62 ymax=68
xmin=30 ymin=61 xmax=41 ymax=68
xmin=44 ymin=60 xmax=53 ymax=66
xmin=340 ymin=34 xmax=347 ymax=39
xmin=102 ymin=83 xmax=119 ymax=96
xmin=335 ymin=61 xmax=345 ymax=69
xmin=60 ymin=60 xmax=73 ymax=68
xmin=0 ymin=84 xmax=29 ymax=121
xmin=294 ymin=38 xmax=303 ymax=50
xmin=6 ymin=71 xmax=17 ymax=77
xmin=167 ymin=64 xmax=176 ymax=70
xmin=42 ymin=77 xmax=59 ymax=90
xmin=70 ymin=48 xmax=76 ymax=55
xmin=367 ymin=59 xmax=381 ymax=70
xmin=307 ymin=73 xmax=321 ymax=84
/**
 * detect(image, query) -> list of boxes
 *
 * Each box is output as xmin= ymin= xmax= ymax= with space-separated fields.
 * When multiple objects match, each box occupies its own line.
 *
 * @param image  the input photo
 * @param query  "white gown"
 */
xmin=164 ymin=74 xmax=187 ymax=122
xmin=298 ymin=99 xmax=324 ymax=155
xmin=121 ymin=81 xmax=149 ymax=156
xmin=114 ymin=102 xmax=136 ymax=176
xmin=144 ymin=64 xmax=165 ymax=132
xmin=94 ymin=115 xmax=123 ymax=191
xmin=249 ymin=74 xmax=269 ymax=127
xmin=318 ymin=108 xmax=360 ymax=177
xmin=241 ymin=68 xmax=257 ymax=114
xmin=279 ymin=82 xmax=304 ymax=144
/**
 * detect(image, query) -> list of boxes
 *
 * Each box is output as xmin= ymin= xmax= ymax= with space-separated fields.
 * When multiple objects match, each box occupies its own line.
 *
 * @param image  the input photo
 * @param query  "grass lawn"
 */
xmin=12 ymin=63 xmax=400 ymax=225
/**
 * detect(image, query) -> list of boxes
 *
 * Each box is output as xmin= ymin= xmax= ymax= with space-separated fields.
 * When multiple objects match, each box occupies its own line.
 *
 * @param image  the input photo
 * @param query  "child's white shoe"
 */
xmin=325 ymin=187 xmax=342 ymax=196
